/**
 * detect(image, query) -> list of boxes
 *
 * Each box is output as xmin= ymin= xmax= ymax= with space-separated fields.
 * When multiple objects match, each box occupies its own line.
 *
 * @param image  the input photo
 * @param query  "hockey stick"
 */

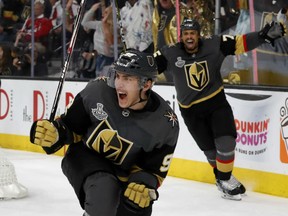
xmin=49 ymin=0 xmax=86 ymax=121
xmin=42 ymin=0 xmax=86 ymax=154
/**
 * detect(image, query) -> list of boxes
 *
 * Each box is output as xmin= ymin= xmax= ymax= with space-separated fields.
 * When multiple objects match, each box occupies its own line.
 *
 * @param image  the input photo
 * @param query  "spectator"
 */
xmin=152 ymin=0 xmax=177 ymax=82
xmin=0 ymin=0 xmax=2 ymax=15
xmin=0 ymin=22 xmax=9 ymax=42
xmin=119 ymin=0 xmax=154 ymax=52
xmin=152 ymin=0 xmax=177 ymax=51
xmin=0 ymin=0 xmax=24 ymax=42
xmin=233 ymin=0 xmax=250 ymax=70
xmin=0 ymin=43 xmax=13 ymax=75
xmin=48 ymin=0 xmax=63 ymax=54
xmin=179 ymin=0 xmax=214 ymax=38
xmin=277 ymin=6 xmax=288 ymax=29
xmin=43 ymin=0 xmax=52 ymax=18
xmin=14 ymin=1 xmax=53 ymax=53
xmin=65 ymin=0 xmax=80 ymax=34
xmin=12 ymin=43 xmax=48 ymax=77
xmin=81 ymin=2 xmax=115 ymax=78
xmin=49 ymin=0 xmax=63 ymax=31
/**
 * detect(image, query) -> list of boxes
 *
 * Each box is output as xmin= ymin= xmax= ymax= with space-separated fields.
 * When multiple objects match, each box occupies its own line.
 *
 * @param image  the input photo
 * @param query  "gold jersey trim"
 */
xmin=178 ymin=86 xmax=224 ymax=108
xmin=117 ymin=165 xmax=164 ymax=186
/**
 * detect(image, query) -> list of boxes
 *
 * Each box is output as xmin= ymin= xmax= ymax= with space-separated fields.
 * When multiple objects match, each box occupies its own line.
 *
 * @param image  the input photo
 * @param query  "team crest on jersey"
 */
xmin=164 ymin=111 xmax=178 ymax=127
xmin=91 ymin=103 xmax=108 ymax=121
xmin=86 ymin=120 xmax=133 ymax=165
xmin=184 ymin=61 xmax=209 ymax=91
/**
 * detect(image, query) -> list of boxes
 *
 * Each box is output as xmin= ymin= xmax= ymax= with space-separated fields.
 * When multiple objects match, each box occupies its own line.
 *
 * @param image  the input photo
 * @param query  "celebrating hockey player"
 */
xmin=153 ymin=18 xmax=285 ymax=200
xmin=30 ymin=49 xmax=179 ymax=216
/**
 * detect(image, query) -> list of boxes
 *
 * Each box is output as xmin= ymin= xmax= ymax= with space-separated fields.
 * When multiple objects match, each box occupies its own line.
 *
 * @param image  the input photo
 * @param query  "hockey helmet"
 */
xmin=113 ymin=49 xmax=157 ymax=79
xmin=180 ymin=18 xmax=201 ymax=33
xmin=107 ymin=49 xmax=158 ymax=88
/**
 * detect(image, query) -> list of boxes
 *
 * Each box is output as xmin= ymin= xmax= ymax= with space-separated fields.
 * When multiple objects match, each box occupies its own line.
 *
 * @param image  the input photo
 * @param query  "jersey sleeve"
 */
xmin=129 ymin=143 xmax=176 ymax=189
xmin=220 ymin=32 xmax=265 ymax=56
xmin=153 ymin=50 xmax=168 ymax=73
xmin=61 ymin=92 xmax=92 ymax=135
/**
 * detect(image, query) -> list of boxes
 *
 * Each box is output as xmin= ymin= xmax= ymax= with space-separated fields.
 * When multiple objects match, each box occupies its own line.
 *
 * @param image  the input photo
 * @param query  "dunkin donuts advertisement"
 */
xmin=280 ymin=98 xmax=288 ymax=164
xmin=226 ymin=92 xmax=274 ymax=161
xmin=224 ymin=88 xmax=288 ymax=174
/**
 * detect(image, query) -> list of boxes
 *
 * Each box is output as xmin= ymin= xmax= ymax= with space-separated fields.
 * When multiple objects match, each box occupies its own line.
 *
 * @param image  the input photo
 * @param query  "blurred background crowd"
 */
xmin=0 ymin=0 xmax=287 ymax=86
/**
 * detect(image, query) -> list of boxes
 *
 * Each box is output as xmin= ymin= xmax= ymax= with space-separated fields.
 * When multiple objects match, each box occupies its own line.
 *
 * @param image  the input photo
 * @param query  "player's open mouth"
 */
xmin=118 ymin=92 xmax=127 ymax=100
xmin=186 ymin=39 xmax=194 ymax=44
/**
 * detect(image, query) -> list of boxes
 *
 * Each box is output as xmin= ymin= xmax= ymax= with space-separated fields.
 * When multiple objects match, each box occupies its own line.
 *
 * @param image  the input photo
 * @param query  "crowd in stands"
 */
xmin=0 ymin=0 xmax=287 ymax=82
xmin=0 ymin=0 xmax=80 ymax=77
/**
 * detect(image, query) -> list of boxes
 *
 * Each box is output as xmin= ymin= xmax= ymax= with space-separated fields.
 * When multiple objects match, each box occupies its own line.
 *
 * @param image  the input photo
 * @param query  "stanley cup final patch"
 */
xmin=92 ymin=103 xmax=108 ymax=121
xmin=184 ymin=61 xmax=209 ymax=91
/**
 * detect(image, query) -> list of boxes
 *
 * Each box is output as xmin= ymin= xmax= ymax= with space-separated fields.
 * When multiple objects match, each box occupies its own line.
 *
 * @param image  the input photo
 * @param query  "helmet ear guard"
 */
xmin=107 ymin=65 xmax=117 ymax=88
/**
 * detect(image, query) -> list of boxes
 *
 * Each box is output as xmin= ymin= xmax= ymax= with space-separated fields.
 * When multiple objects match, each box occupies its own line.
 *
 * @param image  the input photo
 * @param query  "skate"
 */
xmin=230 ymin=175 xmax=246 ymax=195
xmin=216 ymin=177 xmax=242 ymax=201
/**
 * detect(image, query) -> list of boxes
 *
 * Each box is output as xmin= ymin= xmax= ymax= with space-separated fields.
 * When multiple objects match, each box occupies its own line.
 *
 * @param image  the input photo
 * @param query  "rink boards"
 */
xmin=0 ymin=78 xmax=288 ymax=198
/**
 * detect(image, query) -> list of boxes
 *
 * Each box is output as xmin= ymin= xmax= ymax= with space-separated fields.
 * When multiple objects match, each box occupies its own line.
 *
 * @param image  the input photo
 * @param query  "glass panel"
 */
xmin=1 ymin=0 xmax=287 ymax=88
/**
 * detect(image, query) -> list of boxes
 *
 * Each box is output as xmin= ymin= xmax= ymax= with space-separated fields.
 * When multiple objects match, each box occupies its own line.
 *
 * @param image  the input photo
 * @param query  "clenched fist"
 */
xmin=259 ymin=21 xmax=285 ymax=45
xmin=124 ymin=182 xmax=157 ymax=208
xmin=30 ymin=120 xmax=59 ymax=147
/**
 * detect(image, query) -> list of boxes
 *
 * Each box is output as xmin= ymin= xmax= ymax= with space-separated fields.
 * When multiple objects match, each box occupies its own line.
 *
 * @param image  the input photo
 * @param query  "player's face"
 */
xmin=181 ymin=29 xmax=200 ymax=54
xmin=114 ymin=72 xmax=143 ymax=109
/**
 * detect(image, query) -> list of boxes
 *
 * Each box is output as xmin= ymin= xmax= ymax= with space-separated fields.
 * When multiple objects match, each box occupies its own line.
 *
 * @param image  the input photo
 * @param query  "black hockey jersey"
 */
xmin=155 ymin=32 xmax=264 ymax=108
xmin=60 ymin=78 xmax=179 ymax=189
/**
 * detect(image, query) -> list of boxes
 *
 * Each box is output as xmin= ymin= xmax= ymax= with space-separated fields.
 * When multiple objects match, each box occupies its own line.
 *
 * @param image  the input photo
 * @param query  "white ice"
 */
xmin=0 ymin=148 xmax=287 ymax=216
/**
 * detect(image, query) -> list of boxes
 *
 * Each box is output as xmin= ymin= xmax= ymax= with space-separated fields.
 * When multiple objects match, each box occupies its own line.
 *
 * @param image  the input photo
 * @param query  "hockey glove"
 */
xmin=30 ymin=120 xmax=59 ymax=147
xmin=228 ymin=72 xmax=240 ymax=84
xmin=259 ymin=21 xmax=285 ymax=46
xmin=124 ymin=182 xmax=158 ymax=208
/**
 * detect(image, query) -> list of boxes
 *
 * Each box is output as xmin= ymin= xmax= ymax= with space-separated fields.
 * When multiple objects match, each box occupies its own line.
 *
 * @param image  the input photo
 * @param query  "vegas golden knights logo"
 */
xmin=184 ymin=61 xmax=209 ymax=91
xmin=86 ymin=120 xmax=133 ymax=165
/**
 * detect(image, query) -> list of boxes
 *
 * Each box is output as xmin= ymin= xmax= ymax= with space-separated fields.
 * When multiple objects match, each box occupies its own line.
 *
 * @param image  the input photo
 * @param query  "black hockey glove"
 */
xmin=124 ymin=182 xmax=158 ymax=208
xmin=259 ymin=21 xmax=285 ymax=46
xmin=280 ymin=8 xmax=287 ymax=15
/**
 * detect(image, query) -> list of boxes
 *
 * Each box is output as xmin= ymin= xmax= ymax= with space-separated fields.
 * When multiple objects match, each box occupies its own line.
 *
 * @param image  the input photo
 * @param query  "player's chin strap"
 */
xmin=124 ymin=78 xmax=154 ymax=109
xmin=126 ymin=89 xmax=148 ymax=109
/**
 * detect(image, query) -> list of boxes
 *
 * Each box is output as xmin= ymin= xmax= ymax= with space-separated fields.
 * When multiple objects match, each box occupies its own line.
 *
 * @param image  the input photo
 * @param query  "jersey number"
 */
xmin=222 ymin=35 xmax=234 ymax=41
xmin=160 ymin=154 xmax=173 ymax=172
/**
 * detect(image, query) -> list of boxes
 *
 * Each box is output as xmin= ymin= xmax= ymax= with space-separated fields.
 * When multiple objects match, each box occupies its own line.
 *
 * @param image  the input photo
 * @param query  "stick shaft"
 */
xmin=49 ymin=0 xmax=86 ymax=121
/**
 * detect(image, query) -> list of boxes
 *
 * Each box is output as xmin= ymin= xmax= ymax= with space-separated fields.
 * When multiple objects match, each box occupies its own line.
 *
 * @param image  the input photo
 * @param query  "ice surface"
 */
xmin=0 ymin=148 xmax=287 ymax=216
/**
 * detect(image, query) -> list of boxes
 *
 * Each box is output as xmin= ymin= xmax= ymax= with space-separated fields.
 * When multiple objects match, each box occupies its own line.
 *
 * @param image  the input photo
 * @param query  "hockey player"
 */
xmin=153 ymin=18 xmax=285 ymax=200
xmin=30 ymin=49 xmax=179 ymax=216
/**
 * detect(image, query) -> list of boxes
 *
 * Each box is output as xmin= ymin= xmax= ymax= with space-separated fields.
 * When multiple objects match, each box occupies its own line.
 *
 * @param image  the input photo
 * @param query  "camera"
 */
xmin=12 ymin=45 xmax=31 ymax=67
